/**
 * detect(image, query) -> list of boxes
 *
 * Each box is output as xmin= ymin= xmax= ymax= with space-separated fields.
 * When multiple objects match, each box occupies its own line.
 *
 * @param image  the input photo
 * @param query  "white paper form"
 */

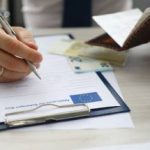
xmin=0 ymin=54 xmax=120 ymax=122
xmin=15 ymin=71 xmax=134 ymax=130
xmin=93 ymin=9 xmax=143 ymax=47
xmin=0 ymin=35 xmax=134 ymax=129
xmin=80 ymin=143 xmax=150 ymax=150
xmin=33 ymin=35 xmax=133 ymax=129
xmin=31 ymin=35 xmax=133 ymax=129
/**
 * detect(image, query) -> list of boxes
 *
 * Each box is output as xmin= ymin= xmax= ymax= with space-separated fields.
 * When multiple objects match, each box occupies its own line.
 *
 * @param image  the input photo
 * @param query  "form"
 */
xmin=0 ymin=54 xmax=119 ymax=122
xmin=0 ymin=35 xmax=133 ymax=129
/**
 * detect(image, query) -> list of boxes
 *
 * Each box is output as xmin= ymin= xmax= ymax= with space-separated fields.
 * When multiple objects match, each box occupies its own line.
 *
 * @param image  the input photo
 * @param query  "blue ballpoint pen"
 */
xmin=0 ymin=15 xmax=41 ymax=80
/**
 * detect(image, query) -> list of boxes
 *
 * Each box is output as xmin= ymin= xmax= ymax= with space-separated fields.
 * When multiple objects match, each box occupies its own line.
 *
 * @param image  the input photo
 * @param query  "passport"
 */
xmin=87 ymin=8 xmax=150 ymax=51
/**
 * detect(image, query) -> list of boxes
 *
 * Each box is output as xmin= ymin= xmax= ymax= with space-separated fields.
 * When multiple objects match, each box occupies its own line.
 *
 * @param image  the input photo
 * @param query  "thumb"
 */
xmin=13 ymin=27 xmax=38 ymax=50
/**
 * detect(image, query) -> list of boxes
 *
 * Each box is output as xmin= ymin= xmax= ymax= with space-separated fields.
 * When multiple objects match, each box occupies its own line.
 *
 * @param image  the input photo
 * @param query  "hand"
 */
xmin=0 ymin=27 xmax=43 ymax=82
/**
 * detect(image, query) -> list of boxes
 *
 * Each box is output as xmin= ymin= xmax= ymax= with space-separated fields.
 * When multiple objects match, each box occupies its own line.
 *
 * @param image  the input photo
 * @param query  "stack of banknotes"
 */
xmin=48 ymin=39 xmax=129 ymax=73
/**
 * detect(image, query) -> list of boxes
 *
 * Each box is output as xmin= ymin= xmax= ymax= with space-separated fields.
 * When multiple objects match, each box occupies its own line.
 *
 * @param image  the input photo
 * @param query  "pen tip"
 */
xmin=38 ymin=76 xmax=42 ymax=80
xmin=34 ymin=71 xmax=41 ymax=80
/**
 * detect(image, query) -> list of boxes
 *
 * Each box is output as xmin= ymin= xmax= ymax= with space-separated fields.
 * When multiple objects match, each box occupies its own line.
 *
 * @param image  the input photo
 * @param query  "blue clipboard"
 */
xmin=0 ymin=71 xmax=130 ymax=131
xmin=0 ymin=34 xmax=130 ymax=131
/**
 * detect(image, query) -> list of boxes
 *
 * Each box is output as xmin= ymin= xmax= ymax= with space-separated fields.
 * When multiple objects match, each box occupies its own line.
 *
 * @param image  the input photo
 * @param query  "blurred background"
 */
xmin=0 ymin=0 xmax=150 ymax=27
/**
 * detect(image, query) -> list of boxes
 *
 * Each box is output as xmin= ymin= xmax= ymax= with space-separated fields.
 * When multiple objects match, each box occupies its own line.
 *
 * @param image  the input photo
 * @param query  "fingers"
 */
xmin=13 ymin=27 xmax=38 ymax=50
xmin=0 ymin=68 xmax=30 ymax=83
xmin=0 ymin=49 xmax=31 ymax=73
xmin=0 ymin=27 xmax=42 ymax=82
xmin=0 ymin=50 xmax=40 ymax=82
xmin=0 ymin=28 xmax=42 ymax=64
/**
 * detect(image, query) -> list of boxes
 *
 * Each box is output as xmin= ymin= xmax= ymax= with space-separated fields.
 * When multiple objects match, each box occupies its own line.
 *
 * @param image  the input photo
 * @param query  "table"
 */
xmin=0 ymin=28 xmax=150 ymax=150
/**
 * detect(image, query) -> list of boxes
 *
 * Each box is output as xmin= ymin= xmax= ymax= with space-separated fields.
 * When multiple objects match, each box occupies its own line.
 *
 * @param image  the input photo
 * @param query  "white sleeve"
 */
xmin=22 ymin=0 xmax=63 ymax=28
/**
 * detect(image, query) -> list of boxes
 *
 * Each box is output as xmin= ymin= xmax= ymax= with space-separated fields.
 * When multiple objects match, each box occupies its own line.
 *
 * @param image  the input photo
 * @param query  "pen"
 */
xmin=0 ymin=15 xmax=41 ymax=80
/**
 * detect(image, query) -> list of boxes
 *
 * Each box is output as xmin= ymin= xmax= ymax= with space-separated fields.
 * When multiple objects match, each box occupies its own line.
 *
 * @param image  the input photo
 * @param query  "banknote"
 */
xmin=67 ymin=57 xmax=113 ymax=73
xmin=65 ymin=41 xmax=129 ymax=66
xmin=48 ymin=40 xmax=128 ymax=66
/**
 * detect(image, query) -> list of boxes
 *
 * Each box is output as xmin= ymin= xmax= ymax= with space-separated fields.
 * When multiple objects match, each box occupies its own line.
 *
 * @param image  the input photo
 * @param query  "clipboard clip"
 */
xmin=4 ymin=103 xmax=90 ymax=127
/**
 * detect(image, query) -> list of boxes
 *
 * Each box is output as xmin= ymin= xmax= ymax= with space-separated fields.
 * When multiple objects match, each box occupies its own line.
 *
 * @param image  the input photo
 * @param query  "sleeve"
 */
xmin=22 ymin=0 xmax=63 ymax=28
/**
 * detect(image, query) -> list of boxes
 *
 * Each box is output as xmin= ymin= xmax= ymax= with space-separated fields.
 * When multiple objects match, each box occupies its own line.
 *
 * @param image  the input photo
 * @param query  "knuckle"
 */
xmin=7 ymin=38 xmax=20 ymax=54
xmin=27 ymin=53 xmax=37 ymax=63
xmin=26 ymin=30 xmax=33 ymax=36
xmin=5 ymin=58 xmax=30 ymax=73
xmin=13 ymin=27 xmax=25 ymax=32
xmin=5 ymin=58 xmax=18 ymax=70
xmin=22 ymin=62 xmax=31 ymax=73
xmin=25 ymin=69 xmax=31 ymax=75
xmin=24 ymin=34 xmax=34 ymax=42
xmin=15 ymin=27 xmax=33 ymax=38
xmin=22 ymin=32 xmax=35 ymax=43
xmin=27 ymin=52 xmax=42 ymax=63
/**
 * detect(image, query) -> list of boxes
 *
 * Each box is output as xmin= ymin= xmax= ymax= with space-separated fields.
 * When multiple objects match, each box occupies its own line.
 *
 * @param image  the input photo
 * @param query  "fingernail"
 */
xmin=26 ymin=41 xmax=38 ymax=50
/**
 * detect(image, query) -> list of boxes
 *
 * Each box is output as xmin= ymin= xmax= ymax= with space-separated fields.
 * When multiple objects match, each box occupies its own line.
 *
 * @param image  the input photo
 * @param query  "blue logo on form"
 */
xmin=70 ymin=92 xmax=102 ymax=104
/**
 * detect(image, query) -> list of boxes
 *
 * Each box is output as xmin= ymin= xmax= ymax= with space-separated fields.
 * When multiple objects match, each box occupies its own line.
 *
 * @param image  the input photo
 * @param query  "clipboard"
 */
xmin=0 ymin=71 xmax=130 ymax=131
xmin=0 ymin=34 xmax=130 ymax=131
